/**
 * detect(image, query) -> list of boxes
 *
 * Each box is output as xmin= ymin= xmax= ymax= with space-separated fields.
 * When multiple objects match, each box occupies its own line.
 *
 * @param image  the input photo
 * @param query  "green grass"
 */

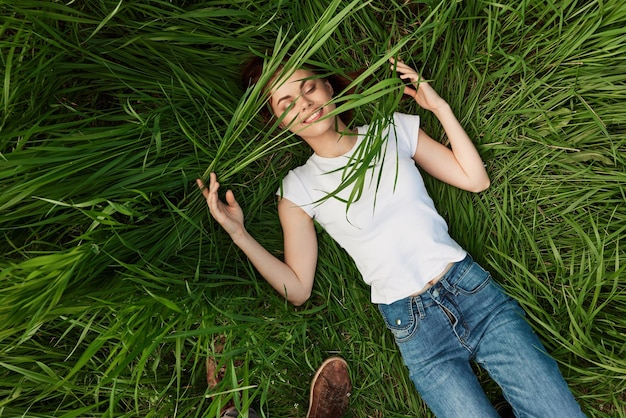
xmin=1 ymin=0 xmax=625 ymax=416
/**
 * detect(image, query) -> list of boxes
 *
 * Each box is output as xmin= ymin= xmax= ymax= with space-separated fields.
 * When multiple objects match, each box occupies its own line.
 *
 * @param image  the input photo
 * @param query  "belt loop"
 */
xmin=440 ymin=277 xmax=458 ymax=296
xmin=414 ymin=295 xmax=426 ymax=319
xmin=440 ymin=256 xmax=469 ymax=297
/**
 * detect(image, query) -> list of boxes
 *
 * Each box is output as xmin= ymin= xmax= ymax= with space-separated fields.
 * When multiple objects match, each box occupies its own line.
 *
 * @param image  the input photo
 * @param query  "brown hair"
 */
xmin=240 ymin=55 xmax=365 ymax=127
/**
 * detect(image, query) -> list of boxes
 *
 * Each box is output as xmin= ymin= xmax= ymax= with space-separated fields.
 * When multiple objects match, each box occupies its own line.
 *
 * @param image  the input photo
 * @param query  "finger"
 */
xmin=225 ymin=189 xmax=239 ymax=207
xmin=209 ymin=172 xmax=221 ymax=195
xmin=389 ymin=58 xmax=406 ymax=72
xmin=390 ymin=63 xmax=404 ymax=72
xmin=394 ymin=62 xmax=419 ymax=75
xmin=403 ymin=86 xmax=417 ymax=97
xmin=207 ymin=175 xmax=222 ymax=210
xmin=392 ymin=67 xmax=419 ymax=84
xmin=196 ymin=178 xmax=210 ymax=199
xmin=390 ymin=59 xmax=411 ymax=71
xmin=207 ymin=190 xmax=223 ymax=218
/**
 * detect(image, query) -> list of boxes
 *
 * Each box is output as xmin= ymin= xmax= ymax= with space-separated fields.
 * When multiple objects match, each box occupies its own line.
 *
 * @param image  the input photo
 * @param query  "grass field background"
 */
xmin=1 ymin=0 xmax=625 ymax=416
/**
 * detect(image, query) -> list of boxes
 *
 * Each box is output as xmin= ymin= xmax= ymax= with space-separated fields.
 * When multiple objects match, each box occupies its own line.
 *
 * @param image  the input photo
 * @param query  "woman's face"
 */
xmin=269 ymin=69 xmax=335 ymax=136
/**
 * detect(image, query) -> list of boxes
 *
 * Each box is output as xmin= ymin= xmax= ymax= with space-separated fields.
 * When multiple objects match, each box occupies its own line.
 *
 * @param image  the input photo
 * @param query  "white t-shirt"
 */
xmin=278 ymin=112 xmax=466 ymax=304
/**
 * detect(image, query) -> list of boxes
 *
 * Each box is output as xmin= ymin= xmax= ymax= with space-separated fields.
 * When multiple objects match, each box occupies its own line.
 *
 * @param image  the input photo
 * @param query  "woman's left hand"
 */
xmin=389 ymin=58 xmax=490 ymax=193
xmin=390 ymin=57 xmax=447 ymax=113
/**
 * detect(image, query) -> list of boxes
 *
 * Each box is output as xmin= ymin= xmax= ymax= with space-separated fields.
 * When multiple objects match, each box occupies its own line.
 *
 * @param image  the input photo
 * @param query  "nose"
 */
xmin=301 ymin=96 xmax=313 ymax=112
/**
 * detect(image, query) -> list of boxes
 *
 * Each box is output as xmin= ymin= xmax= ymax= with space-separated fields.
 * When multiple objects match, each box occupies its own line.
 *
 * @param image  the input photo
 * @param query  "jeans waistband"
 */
xmin=378 ymin=254 xmax=473 ymax=309
xmin=415 ymin=254 xmax=473 ymax=304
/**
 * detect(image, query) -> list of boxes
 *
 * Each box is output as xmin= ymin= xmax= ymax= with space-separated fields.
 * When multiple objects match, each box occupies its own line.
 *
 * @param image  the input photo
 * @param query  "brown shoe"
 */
xmin=220 ymin=407 xmax=262 ymax=418
xmin=206 ymin=336 xmax=227 ymax=390
xmin=207 ymin=336 xmax=243 ymax=415
xmin=306 ymin=357 xmax=352 ymax=418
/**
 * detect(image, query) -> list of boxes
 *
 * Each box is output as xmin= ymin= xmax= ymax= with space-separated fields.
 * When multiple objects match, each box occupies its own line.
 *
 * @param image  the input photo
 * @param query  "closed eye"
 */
xmin=303 ymin=82 xmax=316 ymax=94
xmin=276 ymin=80 xmax=317 ymax=113
xmin=279 ymin=99 xmax=296 ymax=115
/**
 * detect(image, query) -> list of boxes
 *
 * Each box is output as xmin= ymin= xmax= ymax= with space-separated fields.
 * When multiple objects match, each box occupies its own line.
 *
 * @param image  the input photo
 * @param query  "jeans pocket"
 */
xmin=378 ymin=298 xmax=419 ymax=343
xmin=453 ymin=261 xmax=492 ymax=295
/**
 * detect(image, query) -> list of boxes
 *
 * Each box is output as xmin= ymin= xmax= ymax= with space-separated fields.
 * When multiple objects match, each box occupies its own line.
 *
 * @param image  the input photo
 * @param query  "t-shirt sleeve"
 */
xmin=276 ymin=169 xmax=316 ymax=218
xmin=393 ymin=112 xmax=420 ymax=158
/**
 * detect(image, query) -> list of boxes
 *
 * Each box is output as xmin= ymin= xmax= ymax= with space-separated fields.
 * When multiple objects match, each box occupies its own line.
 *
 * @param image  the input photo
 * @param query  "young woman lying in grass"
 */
xmin=197 ymin=54 xmax=586 ymax=417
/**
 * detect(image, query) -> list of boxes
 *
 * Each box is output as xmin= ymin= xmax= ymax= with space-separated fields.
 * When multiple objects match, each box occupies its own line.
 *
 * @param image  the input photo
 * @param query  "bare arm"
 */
xmin=196 ymin=174 xmax=317 ymax=306
xmin=392 ymin=58 xmax=490 ymax=192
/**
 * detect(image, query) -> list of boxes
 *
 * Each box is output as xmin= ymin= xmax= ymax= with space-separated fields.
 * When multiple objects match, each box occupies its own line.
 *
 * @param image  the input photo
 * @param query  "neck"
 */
xmin=301 ymin=120 xmax=357 ymax=158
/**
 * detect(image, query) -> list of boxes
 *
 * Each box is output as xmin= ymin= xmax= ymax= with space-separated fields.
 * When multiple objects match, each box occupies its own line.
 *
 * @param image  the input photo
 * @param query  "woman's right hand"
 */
xmin=197 ymin=175 xmax=317 ymax=306
xmin=196 ymin=173 xmax=245 ymax=239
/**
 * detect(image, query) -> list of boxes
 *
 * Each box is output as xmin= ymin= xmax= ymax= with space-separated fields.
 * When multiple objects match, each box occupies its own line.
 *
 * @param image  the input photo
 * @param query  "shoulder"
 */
xmin=393 ymin=111 xmax=420 ymax=127
xmin=390 ymin=112 xmax=420 ymax=155
xmin=281 ymin=158 xmax=316 ymax=188
xmin=277 ymin=159 xmax=319 ymax=218
xmin=280 ymin=166 xmax=307 ymax=196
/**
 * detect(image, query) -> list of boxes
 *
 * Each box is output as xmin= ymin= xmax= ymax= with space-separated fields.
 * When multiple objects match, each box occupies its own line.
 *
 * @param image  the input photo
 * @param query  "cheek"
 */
xmin=270 ymin=107 xmax=298 ymax=129
xmin=281 ymin=107 xmax=303 ymax=124
xmin=269 ymin=105 xmax=286 ymax=124
xmin=269 ymin=104 xmax=279 ymax=119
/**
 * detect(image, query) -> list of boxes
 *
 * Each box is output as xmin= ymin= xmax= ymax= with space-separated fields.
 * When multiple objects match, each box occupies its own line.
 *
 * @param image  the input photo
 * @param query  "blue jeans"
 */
xmin=378 ymin=255 xmax=585 ymax=417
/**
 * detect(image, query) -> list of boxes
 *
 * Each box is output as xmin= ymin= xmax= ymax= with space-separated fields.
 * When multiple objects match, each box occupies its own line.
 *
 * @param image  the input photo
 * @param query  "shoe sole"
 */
xmin=306 ymin=357 xmax=350 ymax=418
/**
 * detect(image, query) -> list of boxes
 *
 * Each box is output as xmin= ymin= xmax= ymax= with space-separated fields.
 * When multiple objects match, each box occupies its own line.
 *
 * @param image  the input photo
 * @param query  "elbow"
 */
xmin=290 ymin=294 xmax=311 ymax=307
xmin=471 ymin=177 xmax=490 ymax=193
xmin=289 ymin=289 xmax=312 ymax=307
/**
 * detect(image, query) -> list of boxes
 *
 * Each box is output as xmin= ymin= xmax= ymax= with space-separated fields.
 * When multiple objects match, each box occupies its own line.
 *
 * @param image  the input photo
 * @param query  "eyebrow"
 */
xmin=274 ymin=79 xmax=307 ymax=108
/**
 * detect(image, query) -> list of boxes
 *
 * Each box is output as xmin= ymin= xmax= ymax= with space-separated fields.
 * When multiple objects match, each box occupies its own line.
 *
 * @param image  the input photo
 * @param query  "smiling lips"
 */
xmin=303 ymin=108 xmax=323 ymax=124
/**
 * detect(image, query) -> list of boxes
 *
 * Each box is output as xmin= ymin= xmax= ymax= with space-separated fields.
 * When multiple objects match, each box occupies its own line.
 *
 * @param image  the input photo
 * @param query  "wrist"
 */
xmin=230 ymin=226 xmax=250 ymax=247
xmin=430 ymin=99 xmax=451 ymax=117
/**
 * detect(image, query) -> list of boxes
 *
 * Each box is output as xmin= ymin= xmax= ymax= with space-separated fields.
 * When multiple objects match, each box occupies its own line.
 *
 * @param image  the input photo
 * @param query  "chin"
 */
xmin=297 ymin=116 xmax=335 ymax=135
xmin=294 ymin=124 xmax=323 ymax=137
